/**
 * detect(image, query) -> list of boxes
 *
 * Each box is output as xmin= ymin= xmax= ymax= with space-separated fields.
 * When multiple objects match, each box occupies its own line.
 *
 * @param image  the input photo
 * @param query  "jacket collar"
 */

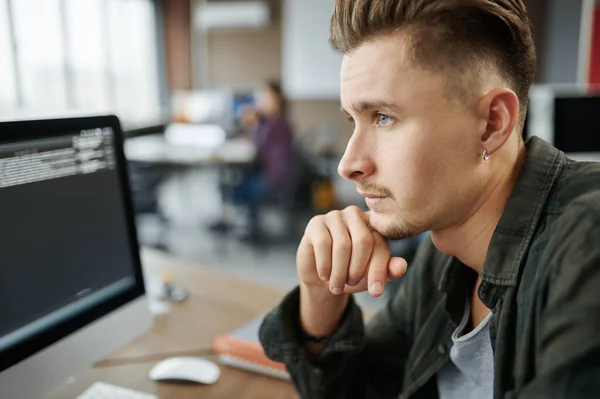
xmin=439 ymin=137 xmax=565 ymax=308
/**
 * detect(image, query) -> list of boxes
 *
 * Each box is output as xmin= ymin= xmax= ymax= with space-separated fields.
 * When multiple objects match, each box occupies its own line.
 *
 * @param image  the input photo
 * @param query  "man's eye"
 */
xmin=377 ymin=114 xmax=393 ymax=126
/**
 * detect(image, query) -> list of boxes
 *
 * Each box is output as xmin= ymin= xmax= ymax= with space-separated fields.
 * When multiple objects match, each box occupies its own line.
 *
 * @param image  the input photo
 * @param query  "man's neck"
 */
xmin=431 ymin=144 xmax=526 ymax=274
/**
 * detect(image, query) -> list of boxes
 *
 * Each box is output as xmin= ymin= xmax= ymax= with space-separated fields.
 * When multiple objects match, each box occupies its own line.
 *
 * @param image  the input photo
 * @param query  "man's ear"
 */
xmin=477 ymin=88 xmax=519 ymax=157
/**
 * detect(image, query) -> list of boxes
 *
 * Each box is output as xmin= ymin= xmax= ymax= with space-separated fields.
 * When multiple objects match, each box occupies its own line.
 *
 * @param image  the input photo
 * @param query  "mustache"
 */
xmin=356 ymin=182 xmax=393 ymax=198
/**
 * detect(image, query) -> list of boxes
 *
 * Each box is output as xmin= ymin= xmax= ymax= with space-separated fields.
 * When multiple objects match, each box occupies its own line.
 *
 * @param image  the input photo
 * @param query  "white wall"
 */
xmin=282 ymin=0 xmax=342 ymax=100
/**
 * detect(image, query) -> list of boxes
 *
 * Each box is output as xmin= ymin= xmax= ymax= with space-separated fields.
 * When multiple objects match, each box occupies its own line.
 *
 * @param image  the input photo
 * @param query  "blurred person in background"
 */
xmin=213 ymin=81 xmax=293 ymax=240
xmin=259 ymin=0 xmax=600 ymax=398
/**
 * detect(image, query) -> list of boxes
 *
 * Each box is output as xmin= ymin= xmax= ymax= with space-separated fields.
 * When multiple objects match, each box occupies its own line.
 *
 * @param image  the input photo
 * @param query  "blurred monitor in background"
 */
xmin=171 ymin=89 xmax=232 ymax=123
xmin=0 ymin=116 xmax=151 ymax=399
xmin=171 ymin=89 xmax=259 ymax=138
xmin=553 ymin=96 xmax=600 ymax=154
xmin=527 ymin=86 xmax=600 ymax=162
xmin=232 ymin=93 xmax=256 ymax=121
xmin=230 ymin=92 xmax=257 ymax=138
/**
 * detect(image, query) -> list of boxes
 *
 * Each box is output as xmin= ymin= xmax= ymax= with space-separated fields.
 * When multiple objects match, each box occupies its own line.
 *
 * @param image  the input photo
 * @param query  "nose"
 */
xmin=337 ymin=128 xmax=375 ymax=181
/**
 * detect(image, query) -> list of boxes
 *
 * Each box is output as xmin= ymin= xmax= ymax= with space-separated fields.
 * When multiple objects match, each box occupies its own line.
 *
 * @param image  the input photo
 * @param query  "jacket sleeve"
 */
xmin=258 ymin=239 xmax=438 ymax=399
xmin=515 ymin=199 xmax=600 ymax=398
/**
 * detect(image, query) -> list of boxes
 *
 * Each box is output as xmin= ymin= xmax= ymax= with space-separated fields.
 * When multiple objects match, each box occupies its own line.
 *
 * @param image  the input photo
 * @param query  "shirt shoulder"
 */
xmin=540 ymin=159 xmax=600 ymax=259
xmin=531 ymin=183 xmax=600 ymax=301
xmin=546 ymin=159 xmax=600 ymax=215
xmin=545 ymin=188 xmax=600 ymax=262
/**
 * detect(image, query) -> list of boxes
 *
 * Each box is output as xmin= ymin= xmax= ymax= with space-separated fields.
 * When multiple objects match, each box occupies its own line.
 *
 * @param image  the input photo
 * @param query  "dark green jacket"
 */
xmin=259 ymin=137 xmax=600 ymax=398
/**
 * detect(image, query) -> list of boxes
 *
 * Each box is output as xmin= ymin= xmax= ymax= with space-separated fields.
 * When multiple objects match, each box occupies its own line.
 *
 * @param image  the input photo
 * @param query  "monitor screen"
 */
xmin=554 ymin=96 xmax=600 ymax=153
xmin=232 ymin=93 xmax=255 ymax=120
xmin=0 ymin=116 xmax=144 ymax=371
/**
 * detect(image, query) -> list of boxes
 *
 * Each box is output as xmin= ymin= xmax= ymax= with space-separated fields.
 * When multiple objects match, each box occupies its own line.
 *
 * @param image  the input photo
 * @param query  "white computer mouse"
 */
xmin=148 ymin=356 xmax=221 ymax=384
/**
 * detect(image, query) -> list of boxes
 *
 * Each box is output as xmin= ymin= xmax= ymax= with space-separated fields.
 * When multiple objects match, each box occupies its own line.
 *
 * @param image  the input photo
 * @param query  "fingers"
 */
xmin=299 ymin=206 xmax=406 ymax=298
xmin=296 ymin=235 xmax=315 ymax=272
xmin=326 ymin=211 xmax=352 ymax=295
xmin=308 ymin=217 xmax=333 ymax=281
xmin=344 ymin=208 xmax=374 ymax=287
xmin=366 ymin=232 xmax=390 ymax=297
xmin=387 ymin=257 xmax=408 ymax=280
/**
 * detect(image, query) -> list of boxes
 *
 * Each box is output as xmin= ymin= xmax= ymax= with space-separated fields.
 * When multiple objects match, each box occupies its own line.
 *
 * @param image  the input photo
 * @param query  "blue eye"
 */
xmin=377 ymin=114 xmax=393 ymax=126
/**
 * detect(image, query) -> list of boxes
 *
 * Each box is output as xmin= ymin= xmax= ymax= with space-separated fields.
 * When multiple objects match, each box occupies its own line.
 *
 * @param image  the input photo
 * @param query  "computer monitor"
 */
xmin=553 ymin=96 xmax=600 ymax=155
xmin=232 ymin=93 xmax=256 ymax=120
xmin=0 ymin=116 xmax=152 ymax=399
xmin=527 ymin=85 xmax=600 ymax=162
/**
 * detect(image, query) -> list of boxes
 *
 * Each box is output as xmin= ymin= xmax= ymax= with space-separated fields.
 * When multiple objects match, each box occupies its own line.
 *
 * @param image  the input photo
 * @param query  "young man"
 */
xmin=260 ymin=1 xmax=600 ymax=398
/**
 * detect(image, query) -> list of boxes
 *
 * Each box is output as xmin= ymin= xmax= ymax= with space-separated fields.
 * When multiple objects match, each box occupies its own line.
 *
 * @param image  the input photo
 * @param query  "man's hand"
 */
xmin=297 ymin=206 xmax=407 ymax=298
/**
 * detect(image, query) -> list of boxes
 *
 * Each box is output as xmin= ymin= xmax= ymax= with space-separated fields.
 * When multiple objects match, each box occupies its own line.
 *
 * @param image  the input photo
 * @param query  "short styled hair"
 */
xmin=330 ymin=0 xmax=537 ymax=123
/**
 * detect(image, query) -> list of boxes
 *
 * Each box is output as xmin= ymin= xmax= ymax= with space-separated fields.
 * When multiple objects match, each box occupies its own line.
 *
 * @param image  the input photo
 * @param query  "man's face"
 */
xmin=339 ymin=33 xmax=487 ymax=240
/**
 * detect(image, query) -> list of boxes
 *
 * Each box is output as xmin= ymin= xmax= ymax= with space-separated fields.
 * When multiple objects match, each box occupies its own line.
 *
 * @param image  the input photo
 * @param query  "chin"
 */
xmin=369 ymin=210 xmax=421 ymax=241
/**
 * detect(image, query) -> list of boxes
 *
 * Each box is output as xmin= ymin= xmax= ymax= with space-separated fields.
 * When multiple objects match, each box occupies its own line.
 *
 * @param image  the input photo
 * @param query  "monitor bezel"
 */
xmin=0 ymin=115 xmax=146 ymax=372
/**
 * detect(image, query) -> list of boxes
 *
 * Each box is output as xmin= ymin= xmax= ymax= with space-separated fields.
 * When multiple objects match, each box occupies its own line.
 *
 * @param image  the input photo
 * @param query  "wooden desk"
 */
xmin=45 ymin=248 xmax=299 ymax=399
xmin=45 ymin=360 xmax=297 ymax=399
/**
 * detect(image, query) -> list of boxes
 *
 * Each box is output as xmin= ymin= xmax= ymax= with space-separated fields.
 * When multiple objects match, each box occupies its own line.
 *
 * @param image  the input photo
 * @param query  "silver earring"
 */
xmin=483 ymin=149 xmax=489 ymax=161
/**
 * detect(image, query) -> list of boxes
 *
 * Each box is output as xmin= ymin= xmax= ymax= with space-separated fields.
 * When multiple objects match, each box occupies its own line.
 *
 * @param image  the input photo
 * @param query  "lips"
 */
xmin=358 ymin=190 xmax=387 ymax=199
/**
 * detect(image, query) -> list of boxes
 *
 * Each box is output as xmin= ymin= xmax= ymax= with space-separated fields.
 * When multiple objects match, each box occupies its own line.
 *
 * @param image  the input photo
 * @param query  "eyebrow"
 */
xmin=340 ymin=100 xmax=402 ymax=116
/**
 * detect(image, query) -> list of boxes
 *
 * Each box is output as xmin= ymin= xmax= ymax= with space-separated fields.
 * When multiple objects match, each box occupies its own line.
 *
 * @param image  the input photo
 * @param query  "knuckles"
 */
xmin=353 ymin=231 xmax=373 ymax=249
xmin=333 ymin=238 xmax=352 ymax=254
xmin=344 ymin=205 xmax=363 ymax=216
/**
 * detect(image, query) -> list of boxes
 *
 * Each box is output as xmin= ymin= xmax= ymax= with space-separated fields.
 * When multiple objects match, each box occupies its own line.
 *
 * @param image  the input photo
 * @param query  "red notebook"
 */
xmin=212 ymin=315 xmax=290 ymax=380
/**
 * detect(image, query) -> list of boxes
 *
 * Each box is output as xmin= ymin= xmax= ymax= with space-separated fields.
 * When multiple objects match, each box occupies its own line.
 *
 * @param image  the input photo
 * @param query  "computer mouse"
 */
xmin=148 ymin=356 xmax=221 ymax=384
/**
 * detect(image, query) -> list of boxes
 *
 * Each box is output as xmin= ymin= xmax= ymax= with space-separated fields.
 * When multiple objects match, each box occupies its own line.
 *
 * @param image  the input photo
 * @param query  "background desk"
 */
xmin=125 ymin=132 xmax=257 ymax=241
xmin=125 ymin=133 xmax=256 ymax=166
xmin=45 ymin=248 xmax=299 ymax=399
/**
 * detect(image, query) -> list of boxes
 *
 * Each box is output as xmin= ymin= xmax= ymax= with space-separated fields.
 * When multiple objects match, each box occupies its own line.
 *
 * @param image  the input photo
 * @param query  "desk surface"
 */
xmin=45 ymin=248 xmax=299 ymax=399
xmin=125 ymin=134 xmax=256 ymax=166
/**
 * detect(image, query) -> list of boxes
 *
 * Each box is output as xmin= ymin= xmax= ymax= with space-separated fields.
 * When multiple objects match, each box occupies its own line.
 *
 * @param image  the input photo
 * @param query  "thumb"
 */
xmin=387 ymin=257 xmax=408 ymax=280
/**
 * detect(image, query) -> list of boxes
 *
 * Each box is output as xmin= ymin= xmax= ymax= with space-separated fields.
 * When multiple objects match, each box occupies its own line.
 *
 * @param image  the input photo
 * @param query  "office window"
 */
xmin=64 ymin=0 xmax=111 ymax=113
xmin=0 ymin=0 xmax=17 ymax=111
xmin=10 ymin=0 xmax=68 ymax=111
xmin=1 ymin=0 xmax=162 ymax=127
xmin=107 ymin=0 xmax=162 ymax=128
